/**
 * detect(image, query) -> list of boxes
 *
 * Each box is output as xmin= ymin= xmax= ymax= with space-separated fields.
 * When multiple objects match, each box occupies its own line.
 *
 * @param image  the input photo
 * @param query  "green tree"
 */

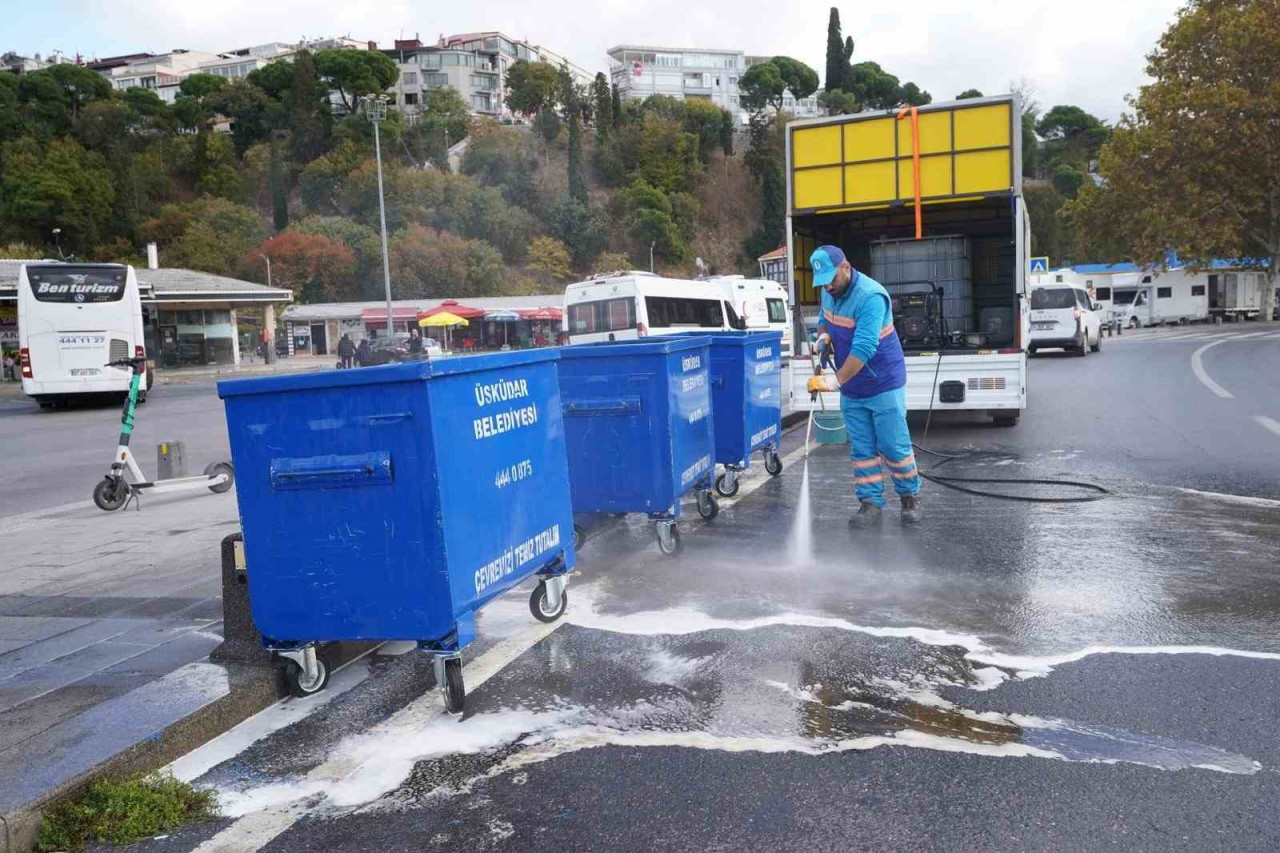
xmin=825 ymin=7 xmax=845 ymax=92
xmin=611 ymin=84 xmax=622 ymax=129
xmin=957 ymin=89 xmax=984 ymax=99
xmin=289 ymin=50 xmax=330 ymax=162
xmin=1066 ymin=0 xmax=1280 ymax=320
xmin=0 ymin=74 xmax=21 ymax=143
xmin=34 ymin=64 xmax=112 ymax=123
xmin=568 ymin=106 xmax=588 ymax=204
xmin=0 ymin=136 xmax=114 ymax=254
xmin=845 ymin=61 xmax=931 ymax=109
xmin=269 ymin=138 xmax=289 ymax=231
xmin=140 ymin=196 xmax=266 ymax=276
xmin=210 ymin=78 xmax=272 ymax=156
xmin=592 ymin=72 xmax=613 ymax=142
xmin=541 ymin=197 xmax=608 ymax=268
xmin=1023 ymin=183 xmax=1073 ymax=266
xmin=461 ymin=120 xmax=539 ymax=208
xmin=681 ymin=99 xmax=730 ymax=164
xmin=1052 ymin=163 xmax=1087 ymax=199
xmin=597 ymin=114 xmax=701 ymax=194
xmin=740 ymin=56 xmax=819 ymax=115
xmin=526 ymin=235 xmax=573 ymax=283
xmin=314 ymin=49 xmax=399 ymax=114
xmin=298 ymin=142 xmax=367 ymax=214
xmin=1036 ymin=104 xmax=1109 ymax=170
xmin=817 ymin=89 xmax=859 ymax=116
xmin=719 ymin=110 xmax=735 ymax=156
xmin=505 ymin=60 xmax=561 ymax=119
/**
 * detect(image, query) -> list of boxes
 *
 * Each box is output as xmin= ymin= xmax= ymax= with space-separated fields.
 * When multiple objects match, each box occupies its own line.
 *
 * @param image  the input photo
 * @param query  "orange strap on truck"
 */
xmin=895 ymin=106 xmax=923 ymax=239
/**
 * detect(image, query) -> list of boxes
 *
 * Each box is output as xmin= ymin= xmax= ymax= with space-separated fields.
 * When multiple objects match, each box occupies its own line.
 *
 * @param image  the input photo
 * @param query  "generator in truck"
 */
xmin=785 ymin=95 xmax=1030 ymax=426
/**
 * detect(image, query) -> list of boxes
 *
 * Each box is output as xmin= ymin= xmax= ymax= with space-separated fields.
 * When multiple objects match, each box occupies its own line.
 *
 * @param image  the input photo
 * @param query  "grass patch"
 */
xmin=37 ymin=773 xmax=219 ymax=852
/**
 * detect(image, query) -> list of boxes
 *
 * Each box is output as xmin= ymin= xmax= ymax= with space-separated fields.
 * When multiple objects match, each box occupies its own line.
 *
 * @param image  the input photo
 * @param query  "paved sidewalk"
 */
xmin=156 ymin=354 xmax=331 ymax=385
xmin=0 ymin=489 xmax=239 ymax=786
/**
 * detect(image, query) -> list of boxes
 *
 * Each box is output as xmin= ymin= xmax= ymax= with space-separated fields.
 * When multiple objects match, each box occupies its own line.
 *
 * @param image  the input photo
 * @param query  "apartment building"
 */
xmin=608 ymin=45 xmax=819 ymax=125
xmin=107 ymin=50 xmax=221 ymax=103
xmin=385 ymin=32 xmax=595 ymax=118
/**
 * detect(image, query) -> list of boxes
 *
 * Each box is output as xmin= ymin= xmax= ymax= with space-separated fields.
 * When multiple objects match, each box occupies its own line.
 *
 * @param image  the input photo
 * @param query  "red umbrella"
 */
xmin=417 ymin=299 xmax=485 ymax=322
xmin=518 ymin=307 xmax=563 ymax=321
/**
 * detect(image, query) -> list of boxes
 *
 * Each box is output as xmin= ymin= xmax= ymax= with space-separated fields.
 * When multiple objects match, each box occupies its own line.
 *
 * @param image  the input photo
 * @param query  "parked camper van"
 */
xmin=565 ymin=272 xmax=734 ymax=345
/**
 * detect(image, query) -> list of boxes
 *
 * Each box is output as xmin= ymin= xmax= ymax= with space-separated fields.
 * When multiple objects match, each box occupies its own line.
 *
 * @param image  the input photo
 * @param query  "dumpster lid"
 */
xmin=556 ymin=335 xmax=713 ymax=360
xmin=217 ymin=349 xmax=560 ymax=398
xmin=673 ymin=330 xmax=783 ymax=347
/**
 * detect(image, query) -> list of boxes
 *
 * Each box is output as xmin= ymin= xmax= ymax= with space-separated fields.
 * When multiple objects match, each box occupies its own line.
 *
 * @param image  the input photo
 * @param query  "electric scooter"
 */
xmin=92 ymin=356 xmax=234 ymax=511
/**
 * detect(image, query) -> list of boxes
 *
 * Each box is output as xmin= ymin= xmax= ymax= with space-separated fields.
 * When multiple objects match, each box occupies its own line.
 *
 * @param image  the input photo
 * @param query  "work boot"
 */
xmin=849 ymin=500 xmax=882 ymax=529
xmin=900 ymin=495 xmax=922 ymax=526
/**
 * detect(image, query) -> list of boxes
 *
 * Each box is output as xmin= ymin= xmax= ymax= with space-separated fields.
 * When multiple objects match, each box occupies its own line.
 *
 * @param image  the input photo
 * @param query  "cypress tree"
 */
xmin=825 ymin=8 xmax=844 ymax=92
xmin=610 ymin=83 xmax=622 ymax=128
xmin=269 ymin=137 xmax=288 ymax=232
xmin=592 ymin=72 xmax=613 ymax=142
xmin=568 ymin=109 xmax=588 ymax=204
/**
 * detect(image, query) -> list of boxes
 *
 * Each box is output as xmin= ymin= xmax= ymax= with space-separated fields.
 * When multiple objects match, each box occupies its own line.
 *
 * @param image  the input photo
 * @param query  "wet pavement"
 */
xmin=80 ymin=332 xmax=1280 ymax=852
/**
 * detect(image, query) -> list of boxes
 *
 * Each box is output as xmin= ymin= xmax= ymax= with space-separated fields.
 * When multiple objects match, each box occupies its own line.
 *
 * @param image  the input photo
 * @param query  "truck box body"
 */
xmin=786 ymin=96 xmax=1029 ymax=422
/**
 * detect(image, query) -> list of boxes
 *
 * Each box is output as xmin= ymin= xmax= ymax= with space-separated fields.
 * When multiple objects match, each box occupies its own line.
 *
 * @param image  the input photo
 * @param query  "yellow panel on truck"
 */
xmin=785 ymin=96 xmax=1031 ymax=426
xmin=788 ymin=97 xmax=1019 ymax=215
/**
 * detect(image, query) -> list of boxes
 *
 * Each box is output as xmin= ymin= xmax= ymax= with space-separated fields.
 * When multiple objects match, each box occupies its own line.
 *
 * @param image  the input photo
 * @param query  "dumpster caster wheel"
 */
xmin=696 ymin=491 xmax=719 ymax=521
xmin=715 ymin=472 xmax=739 ymax=498
xmin=284 ymin=656 xmax=329 ymax=698
xmin=765 ymin=452 xmax=784 ymax=476
xmin=656 ymin=523 xmax=682 ymax=556
xmin=205 ymin=461 xmax=234 ymax=494
xmin=442 ymin=658 xmax=465 ymax=714
xmin=530 ymin=580 xmax=568 ymax=623
xmin=572 ymin=524 xmax=586 ymax=551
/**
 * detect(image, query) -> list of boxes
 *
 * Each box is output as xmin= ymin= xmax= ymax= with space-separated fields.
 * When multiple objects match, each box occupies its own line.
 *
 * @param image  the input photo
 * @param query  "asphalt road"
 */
xmin=20 ymin=323 xmax=1280 ymax=852
xmin=4 ymin=324 xmax=1278 ymax=516
xmin=0 ymin=381 xmax=232 ymax=513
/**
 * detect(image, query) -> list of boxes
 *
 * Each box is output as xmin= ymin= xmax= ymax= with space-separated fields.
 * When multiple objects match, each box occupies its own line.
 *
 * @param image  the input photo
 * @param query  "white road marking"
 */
xmin=191 ymin=618 xmax=568 ymax=852
xmin=1190 ymin=339 xmax=1233 ymax=399
xmin=1232 ymin=331 xmax=1269 ymax=340
xmin=1254 ymin=415 xmax=1280 ymax=438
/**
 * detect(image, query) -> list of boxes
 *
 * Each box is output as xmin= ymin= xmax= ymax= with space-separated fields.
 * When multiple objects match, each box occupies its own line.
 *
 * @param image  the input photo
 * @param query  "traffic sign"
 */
xmin=1028 ymin=256 xmax=1049 ymax=274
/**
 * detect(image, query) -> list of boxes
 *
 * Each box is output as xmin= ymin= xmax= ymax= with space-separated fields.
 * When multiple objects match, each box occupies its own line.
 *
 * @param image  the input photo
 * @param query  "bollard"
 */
xmin=156 ymin=441 xmax=187 ymax=480
xmin=209 ymin=533 xmax=274 ymax=665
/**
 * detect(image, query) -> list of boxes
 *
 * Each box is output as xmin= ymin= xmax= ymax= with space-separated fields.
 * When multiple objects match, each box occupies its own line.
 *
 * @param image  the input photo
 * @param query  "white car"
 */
xmin=1028 ymin=284 xmax=1103 ymax=357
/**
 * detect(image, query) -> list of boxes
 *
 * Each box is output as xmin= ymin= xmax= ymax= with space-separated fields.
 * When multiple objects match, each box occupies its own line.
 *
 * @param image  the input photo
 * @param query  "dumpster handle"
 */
xmin=365 ymin=411 xmax=413 ymax=425
xmin=562 ymin=396 xmax=642 ymax=416
xmin=270 ymin=451 xmax=394 ymax=490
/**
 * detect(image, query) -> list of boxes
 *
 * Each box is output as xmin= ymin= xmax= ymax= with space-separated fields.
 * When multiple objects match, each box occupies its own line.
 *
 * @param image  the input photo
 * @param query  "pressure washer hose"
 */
xmin=911 ymin=351 xmax=1111 ymax=503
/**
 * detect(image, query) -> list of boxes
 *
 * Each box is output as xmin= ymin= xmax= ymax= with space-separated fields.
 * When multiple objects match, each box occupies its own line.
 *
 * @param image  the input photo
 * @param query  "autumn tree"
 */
xmin=526 ymin=236 xmax=573 ymax=283
xmin=1067 ymin=0 xmax=1279 ymax=321
xmin=249 ymin=232 xmax=357 ymax=302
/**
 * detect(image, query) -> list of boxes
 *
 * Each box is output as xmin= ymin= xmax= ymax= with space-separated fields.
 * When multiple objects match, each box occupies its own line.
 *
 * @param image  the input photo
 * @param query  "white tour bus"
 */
xmin=18 ymin=263 xmax=151 ymax=407
xmin=564 ymin=272 xmax=792 ymax=349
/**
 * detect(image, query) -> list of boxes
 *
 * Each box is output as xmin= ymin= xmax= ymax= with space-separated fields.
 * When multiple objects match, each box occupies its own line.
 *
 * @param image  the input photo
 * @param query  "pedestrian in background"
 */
xmin=356 ymin=338 xmax=372 ymax=367
xmin=2 ymin=352 xmax=14 ymax=381
xmin=408 ymin=327 xmax=423 ymax=358
xmin=337 ymin=333 xmax=355 ymax=369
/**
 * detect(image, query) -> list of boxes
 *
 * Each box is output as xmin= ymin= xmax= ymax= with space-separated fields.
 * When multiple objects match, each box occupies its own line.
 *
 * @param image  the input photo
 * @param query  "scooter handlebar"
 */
xmin=104 ymin=357 xmax=147 ymax=368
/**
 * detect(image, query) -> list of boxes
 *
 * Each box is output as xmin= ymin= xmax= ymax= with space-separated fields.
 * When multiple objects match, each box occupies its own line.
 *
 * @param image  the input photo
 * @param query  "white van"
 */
xmin=565 ymin=272 xmax=737 ymax=344
xmin=1029 ymin=283 xmax=1103 ymax=356
xmin=708 ymin=276 xmax=793 ymax=359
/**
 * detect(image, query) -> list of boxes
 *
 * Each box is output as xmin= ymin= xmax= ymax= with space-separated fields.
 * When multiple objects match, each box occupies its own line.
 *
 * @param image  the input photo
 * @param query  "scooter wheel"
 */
xmin=442 ymin=658 xmax=465 ymax=714
xmin=529 ymin=580 xmax=568 ymax=623
xmin=765 ymin=452 xmax=784 ymax=476
xmin=284 ymin=654 xmax=329 ymax=698
xmin=93 ymin=477 xmax=129 ymax=511
xmin=696 ymin=490 xmax=719 ymax=521
xmin=205 ymin=462 xmax=235 ymax=494
xmin=715 ymin=472 xmax=740 ymax=498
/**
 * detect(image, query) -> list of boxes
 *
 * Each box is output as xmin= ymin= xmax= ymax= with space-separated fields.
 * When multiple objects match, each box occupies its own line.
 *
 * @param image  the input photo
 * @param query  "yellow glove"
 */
xmin=807 ymin=374 xmax=839 ymax=393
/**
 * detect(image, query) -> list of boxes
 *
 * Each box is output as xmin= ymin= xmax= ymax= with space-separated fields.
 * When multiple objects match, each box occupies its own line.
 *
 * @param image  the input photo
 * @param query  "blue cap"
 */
xmin=810 ymin=245 xmax=846 ymax=287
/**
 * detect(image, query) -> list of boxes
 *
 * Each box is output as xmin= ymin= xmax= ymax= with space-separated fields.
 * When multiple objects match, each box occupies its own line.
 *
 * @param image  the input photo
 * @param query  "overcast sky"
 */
xmin=12 ymin=0 xmax=1185 ymax=122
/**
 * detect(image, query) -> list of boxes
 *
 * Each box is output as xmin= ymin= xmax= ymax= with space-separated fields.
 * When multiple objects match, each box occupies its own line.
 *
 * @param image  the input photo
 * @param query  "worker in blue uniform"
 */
xmin=806 ymin=245 xmax=922 ymax=527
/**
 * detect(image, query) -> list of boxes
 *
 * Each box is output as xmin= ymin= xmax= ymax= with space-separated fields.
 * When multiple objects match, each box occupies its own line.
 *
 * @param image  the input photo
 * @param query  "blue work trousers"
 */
xmin=840 ymin=387 xmax=920 ymax=506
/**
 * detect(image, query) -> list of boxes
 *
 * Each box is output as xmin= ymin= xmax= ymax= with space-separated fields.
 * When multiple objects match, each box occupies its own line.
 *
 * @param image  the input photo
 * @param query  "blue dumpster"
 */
xmin=694 ymin=331 xmax=785 ymax=497
xmin=216 ymin=352 xmax=574 ymax=712
xmin=556 ymin=335 xmax=717 ymax=556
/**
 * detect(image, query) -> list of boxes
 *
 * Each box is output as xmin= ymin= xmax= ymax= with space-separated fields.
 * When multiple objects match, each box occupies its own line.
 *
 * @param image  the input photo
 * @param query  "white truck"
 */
xmin=785 ymin=95 xmax=1030 ymax=426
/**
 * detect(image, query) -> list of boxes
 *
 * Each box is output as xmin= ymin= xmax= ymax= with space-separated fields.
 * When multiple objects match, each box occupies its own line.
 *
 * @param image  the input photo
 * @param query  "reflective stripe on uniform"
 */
xmin=853 ymin=457 xmax=881 ymax=469
xmin=884 ymin=454 xmax=917 ymax=471
xmin=854 ymin=473 xmax=884 ymax=485
xmin=824 ymin=309 xmax=854 ymax=329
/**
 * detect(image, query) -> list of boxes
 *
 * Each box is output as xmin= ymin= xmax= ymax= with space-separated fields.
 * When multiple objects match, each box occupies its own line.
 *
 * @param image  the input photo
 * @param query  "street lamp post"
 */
xmin=367 ymin=96 xmax=395 ymax=338
xmin=260 ymin=253 xmax=272 ymax=288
